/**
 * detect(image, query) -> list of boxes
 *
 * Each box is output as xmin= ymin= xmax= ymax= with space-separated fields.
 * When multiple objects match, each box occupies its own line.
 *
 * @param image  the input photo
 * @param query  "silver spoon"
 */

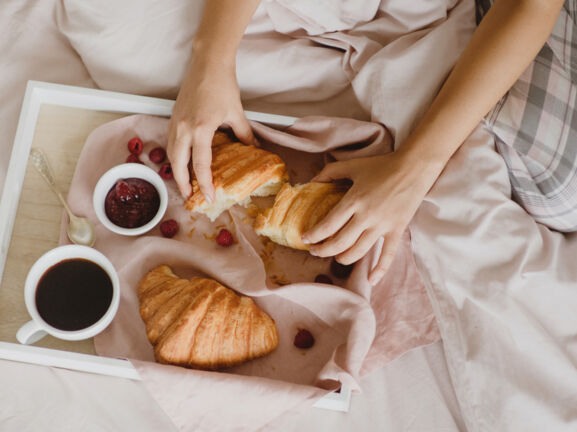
xmin=29 ymin=148 xmax=96 ymax=247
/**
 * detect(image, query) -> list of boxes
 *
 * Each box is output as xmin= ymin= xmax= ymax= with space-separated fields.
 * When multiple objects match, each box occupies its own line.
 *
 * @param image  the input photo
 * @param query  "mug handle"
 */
xmin=16 ymin=320 xmax=47 ymax=345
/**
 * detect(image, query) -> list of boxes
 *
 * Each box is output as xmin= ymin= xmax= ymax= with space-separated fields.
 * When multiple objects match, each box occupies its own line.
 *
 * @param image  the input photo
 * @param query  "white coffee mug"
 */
xmin=16 ymin=245 xmax=120 ymax=345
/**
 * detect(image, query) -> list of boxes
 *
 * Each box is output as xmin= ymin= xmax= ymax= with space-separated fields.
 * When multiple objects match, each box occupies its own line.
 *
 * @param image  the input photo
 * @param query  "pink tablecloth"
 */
xmin=61 ymin=114 xmax=439 ymax=431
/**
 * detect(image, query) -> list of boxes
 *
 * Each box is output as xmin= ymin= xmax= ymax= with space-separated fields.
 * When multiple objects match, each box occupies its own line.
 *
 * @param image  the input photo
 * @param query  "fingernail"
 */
xmin=302 ymin=237 xmax=310 ymax=244
xmin=204 ymin=194 xmax=213 ymax=204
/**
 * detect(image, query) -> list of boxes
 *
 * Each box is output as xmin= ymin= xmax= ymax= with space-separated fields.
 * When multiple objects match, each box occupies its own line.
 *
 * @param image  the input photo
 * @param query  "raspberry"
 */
xmin=314 ymin=274 xmax=333 ymax=285
xmin=293 ymin=329 xmax=315 ymax=349
xmin=158 ymin=163 xmax=173 ymax=180
xmin=148 ymin=147 xmax=166 ymax=164
xmin=330 ymin=259 xmax=354 ymax=279
xmin=127 ymin=137 xmax=143 ymax=155
xmin=160 ymin=219 xmax=179 ymax=238
xmin=215 ymin=229 xmax=234 ymax=247
xmin=125 ymin=154 xmax=143 ymax=164
xmin=115 ymin=180 xmax=135 ymax=202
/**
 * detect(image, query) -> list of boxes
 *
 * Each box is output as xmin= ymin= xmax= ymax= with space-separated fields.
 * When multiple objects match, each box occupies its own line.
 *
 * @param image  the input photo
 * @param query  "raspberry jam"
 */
xmin=104 ymin=178 xmax=160 ymax=228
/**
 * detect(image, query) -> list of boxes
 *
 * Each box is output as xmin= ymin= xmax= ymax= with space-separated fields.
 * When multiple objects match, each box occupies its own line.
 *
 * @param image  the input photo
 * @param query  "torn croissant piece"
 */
xmin=138 ymin=265 xmax=279 ymax=370
xmin=185 ymin=131 xmax=289 ymax=221
xmin=254 ymin=182 xmax=347 ymax=251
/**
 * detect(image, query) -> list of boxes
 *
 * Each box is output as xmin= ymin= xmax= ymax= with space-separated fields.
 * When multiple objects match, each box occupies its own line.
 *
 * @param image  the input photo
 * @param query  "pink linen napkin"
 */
xmin=62 ymin=114 xmax=439 ymax=431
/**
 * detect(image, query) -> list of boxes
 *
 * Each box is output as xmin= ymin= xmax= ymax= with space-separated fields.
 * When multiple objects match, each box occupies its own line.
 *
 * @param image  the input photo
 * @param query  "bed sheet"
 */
xmin=0 ymin=341 xmax=464 ymax=432
xmin=0 ymin=0 xmax=94 ymax=195
xmin=411 ymin=124 xmax=577 ymax=431
xmin=34 ymin=0 xmax=577 ymax=430
xmin=0 ymin=1 xmax=465 ymax=431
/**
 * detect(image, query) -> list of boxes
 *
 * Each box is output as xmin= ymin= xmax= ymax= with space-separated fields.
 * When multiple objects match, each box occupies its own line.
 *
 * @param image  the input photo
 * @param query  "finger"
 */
xmin=167 ymin=126 xmax=193 ymax=198
xmin=228 ymin=112 xmax=258 ymax=147
xmin=302 ymin=198 xmax=355 ymax=245
xmin=191 ymin=127 xmax=216 ymax=202
xmin=336 ymin=229 xmax=378 ymax=265
xmin=312 ymin=160 xmax=352 ymax=183
xmin=309 ymin=215 xmax=365 ymax=258
xmin=368 ymin=230 xmax=403 ymax=286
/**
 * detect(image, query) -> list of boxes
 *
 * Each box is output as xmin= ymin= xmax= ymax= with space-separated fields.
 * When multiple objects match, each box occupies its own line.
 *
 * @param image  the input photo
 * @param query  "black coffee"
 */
xmin=35 ymin=258 xmax=113 ymax=331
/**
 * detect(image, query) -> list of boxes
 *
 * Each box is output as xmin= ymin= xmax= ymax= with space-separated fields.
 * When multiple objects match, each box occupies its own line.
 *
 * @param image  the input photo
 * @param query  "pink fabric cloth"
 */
xmin=262 ymin=0 xmax=381 ymax=35
xmin=411 ymin=125 xmax=577 ymax=431
xmin=57 ymin=0 xmax=473 ymax=140
xmin=0 ymin=0 xmax=94 ymax=194
xmin=0 ymin=0 xmax=473 ymax=430
xmin=62 ymin=114 xmax=439 ymax=431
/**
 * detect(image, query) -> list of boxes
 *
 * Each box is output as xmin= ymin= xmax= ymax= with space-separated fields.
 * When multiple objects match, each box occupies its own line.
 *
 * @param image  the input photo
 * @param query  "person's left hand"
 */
xmin=302 ymin=151 xmax=438 ymax=285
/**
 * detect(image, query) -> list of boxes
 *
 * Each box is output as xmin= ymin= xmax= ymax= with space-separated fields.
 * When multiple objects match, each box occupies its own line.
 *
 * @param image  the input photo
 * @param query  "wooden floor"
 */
xmin=0 ymin=105 xmax=127 ymax=354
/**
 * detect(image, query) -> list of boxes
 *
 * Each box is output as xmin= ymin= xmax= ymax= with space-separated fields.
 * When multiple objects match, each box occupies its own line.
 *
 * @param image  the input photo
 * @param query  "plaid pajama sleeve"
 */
xmin=477 ymin=1 xmax=577 ymax=232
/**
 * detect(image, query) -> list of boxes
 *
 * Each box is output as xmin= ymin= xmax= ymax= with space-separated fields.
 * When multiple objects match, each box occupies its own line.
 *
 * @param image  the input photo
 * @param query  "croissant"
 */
xmin=254 ymin=182 xmax=347 ymax=250
xmin=138 ymin=265 xmax=279 ymax=370
xmin=185 ymin=131 xmax=288 ymax=221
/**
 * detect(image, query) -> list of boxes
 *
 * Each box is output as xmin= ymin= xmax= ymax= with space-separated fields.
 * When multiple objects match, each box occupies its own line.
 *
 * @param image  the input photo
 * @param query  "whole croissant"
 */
xmin=138 ymin=265 xmax=279 ymax=370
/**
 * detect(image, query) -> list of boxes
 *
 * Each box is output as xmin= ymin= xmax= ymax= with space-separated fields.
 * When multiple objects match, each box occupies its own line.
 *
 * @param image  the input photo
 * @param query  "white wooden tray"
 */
xmin=0 ymin=81 xmax=350 ymax=412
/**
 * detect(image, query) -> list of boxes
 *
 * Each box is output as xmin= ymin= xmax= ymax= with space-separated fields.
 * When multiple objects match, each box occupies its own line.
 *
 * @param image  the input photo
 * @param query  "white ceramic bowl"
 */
xmin=93 ymin=163 xmax=168 ymax=236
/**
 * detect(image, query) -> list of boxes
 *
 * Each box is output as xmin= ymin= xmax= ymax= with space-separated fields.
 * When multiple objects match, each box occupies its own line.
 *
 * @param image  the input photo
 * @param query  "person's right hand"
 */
xmin=167 ymin=56 xmax=256 ymax=201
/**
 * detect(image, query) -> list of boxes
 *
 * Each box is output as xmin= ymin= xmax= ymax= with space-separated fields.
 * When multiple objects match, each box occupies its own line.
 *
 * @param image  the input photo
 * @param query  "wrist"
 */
xmin=192 ymin=36 xmax=237 ymax=70
xmin=187 ymin=49 xmax=236 ymax=83
xmin=395 ymin=136 xmax=450 ymax=191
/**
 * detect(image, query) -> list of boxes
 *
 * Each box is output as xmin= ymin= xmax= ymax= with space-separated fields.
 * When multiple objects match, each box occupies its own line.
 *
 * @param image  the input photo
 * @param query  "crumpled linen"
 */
xmin=0 ymin=0 xmax=478 ymax=430
xmin=262 ymin=0 xmax=381 ymax=35
xmin=411 ymin=125 xmax=577 ymax=431
xmin=57 ymin=0 xmax=474 ymax=144
xmin=0 ymin=0 xmax=94 ymax=194
xmin=61 ymin=114 xmax=439 ymax=431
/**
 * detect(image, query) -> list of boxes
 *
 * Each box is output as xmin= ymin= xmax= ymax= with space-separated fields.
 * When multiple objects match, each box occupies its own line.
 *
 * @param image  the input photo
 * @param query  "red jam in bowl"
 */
xmin=104 ymin=178 xmax=160 ymax=228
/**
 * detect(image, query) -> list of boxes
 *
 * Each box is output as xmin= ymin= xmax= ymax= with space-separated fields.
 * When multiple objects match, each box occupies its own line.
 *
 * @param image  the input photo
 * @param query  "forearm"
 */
xmin=399 ymin=0 xmax=564 ymax=180
xmin=169 ymin=0 xmax=261 ymax=198
xmin=192 ymin=0 xmax=262 ymax=67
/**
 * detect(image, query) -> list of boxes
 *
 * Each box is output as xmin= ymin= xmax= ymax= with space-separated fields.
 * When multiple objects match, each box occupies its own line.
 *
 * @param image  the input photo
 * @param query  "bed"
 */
xmin=1 ymin=0 xmax=576 ymax=431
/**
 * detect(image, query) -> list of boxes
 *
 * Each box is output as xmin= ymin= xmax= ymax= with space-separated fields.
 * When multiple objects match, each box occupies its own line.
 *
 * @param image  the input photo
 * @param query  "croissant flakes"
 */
xmin=186 ymin=131 xmax=288 ymax=221
xmin=254 ymin=182 xmax=347 ymax=250
xmin=138 ymin=265 xmax=279 ymax=370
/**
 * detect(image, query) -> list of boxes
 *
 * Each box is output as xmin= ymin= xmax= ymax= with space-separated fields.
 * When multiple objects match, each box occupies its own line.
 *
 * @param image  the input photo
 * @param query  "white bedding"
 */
xmin=4 ymin=0 xmax=576 ymax=431
xmin=0 ymin=1 xmax=94 ymax=195
xmin=0 ymin=1 xmax=465 ymax=431
xmin=412 ymin=125 xmax=577 ymax=431
xmin=0 ymin=341 xmax=464 ymax=431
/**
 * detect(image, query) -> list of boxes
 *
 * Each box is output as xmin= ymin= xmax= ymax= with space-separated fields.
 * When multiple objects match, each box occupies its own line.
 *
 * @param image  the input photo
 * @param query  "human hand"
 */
xmin=302 ymin=152 xmax=439 ymax=285
xmin=167 ymin=56 xmax=256 ymax=200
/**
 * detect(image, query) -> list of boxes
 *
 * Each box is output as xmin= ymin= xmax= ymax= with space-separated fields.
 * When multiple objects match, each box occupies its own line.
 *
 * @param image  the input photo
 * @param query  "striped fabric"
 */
xmin=477 ymin=1 xmax=577 ymax=231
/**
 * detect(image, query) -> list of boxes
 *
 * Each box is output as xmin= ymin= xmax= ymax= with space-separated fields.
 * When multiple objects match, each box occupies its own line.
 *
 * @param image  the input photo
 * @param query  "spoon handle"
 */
xmin=29 ymin=148 xmax=76 ymax=218
xmin=29 ymin=148 xmax=57 ymax=186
